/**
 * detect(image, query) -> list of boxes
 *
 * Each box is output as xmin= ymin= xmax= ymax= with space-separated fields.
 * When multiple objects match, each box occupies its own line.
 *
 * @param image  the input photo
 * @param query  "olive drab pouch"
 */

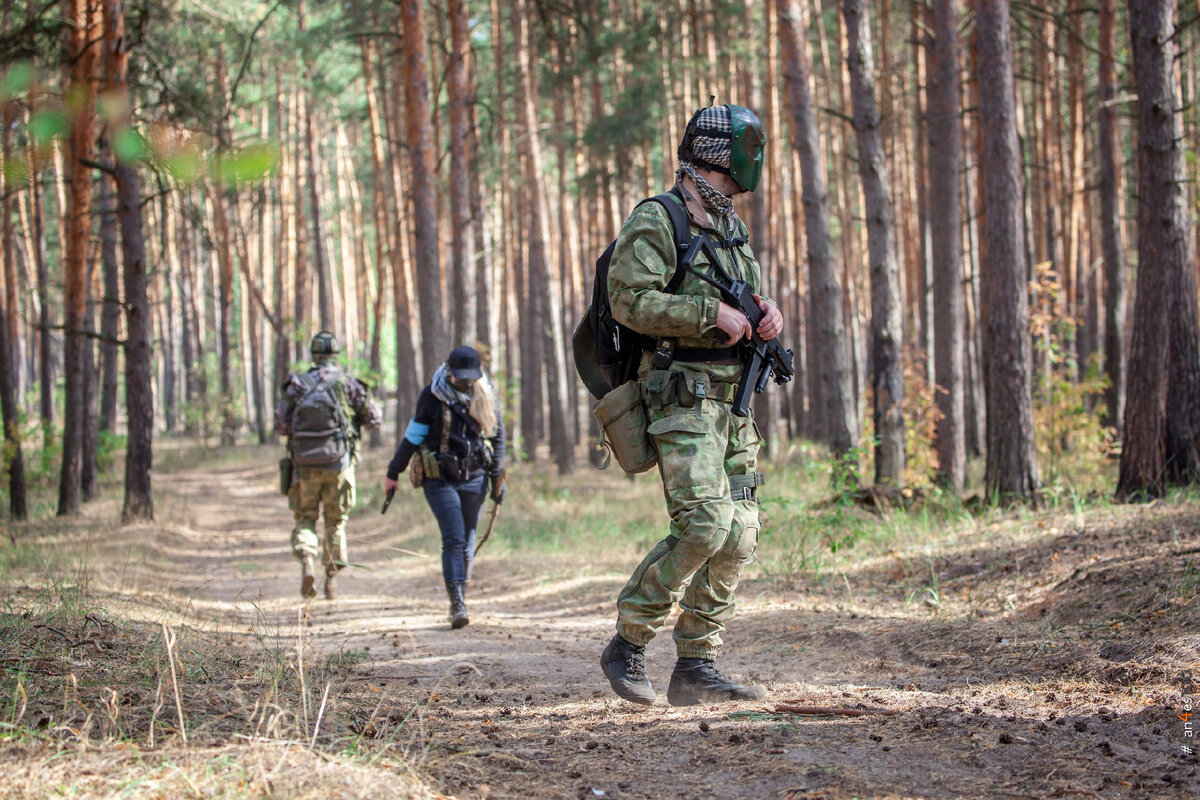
xmin=593 ymin=379 xmax=658 ymax=474
xmin=409 ymin=451 xmax=425 ymax=489
xmin=419 ymin=449 xmax=441 ymax=481
xmin=278 ymin=455 xmax=293 ymax=495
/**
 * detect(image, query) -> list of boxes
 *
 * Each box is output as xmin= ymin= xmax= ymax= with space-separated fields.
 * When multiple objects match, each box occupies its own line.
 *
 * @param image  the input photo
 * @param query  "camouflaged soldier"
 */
xmin=275 ymin=331 xmax=382 ymax=600
xmin=600 ymin=103 xmax=783 ymax=706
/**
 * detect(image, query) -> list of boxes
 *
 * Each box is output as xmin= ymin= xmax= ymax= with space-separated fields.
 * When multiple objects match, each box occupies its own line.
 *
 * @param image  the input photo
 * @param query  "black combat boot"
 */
xmin=600 ymin=634 xmax=656 ymax=705
xmin=667 ymin=658 xmax=766 ymax=706
xmin=300 ymin=555 xmax=317 ymax=599
xmin=447 ymin=581 xmax=469 ymax=629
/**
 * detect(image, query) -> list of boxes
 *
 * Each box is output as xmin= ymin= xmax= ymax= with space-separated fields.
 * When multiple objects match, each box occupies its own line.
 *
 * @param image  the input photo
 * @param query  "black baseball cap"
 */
xmin=447 ymin=345 xmax=483 ymax=380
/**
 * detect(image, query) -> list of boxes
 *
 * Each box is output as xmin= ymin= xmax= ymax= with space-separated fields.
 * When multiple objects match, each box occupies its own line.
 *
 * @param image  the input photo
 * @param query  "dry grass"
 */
xmin=0 ymin=580 xmax=439 ymax=799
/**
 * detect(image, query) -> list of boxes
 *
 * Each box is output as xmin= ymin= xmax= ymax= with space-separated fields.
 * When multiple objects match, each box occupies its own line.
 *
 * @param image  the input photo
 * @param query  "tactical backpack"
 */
xmin=289 ymin=368 xmax=354 ymax=467
xmin=572 ymin=189 xmax=695 ymax=400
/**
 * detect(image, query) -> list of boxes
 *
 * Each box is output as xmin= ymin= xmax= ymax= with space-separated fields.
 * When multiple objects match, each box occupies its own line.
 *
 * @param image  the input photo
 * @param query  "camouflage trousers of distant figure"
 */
xmin=616 ymin=384 xmax=762 ymax=660
xmin=289 ymin=466 xmax=357 ymax=572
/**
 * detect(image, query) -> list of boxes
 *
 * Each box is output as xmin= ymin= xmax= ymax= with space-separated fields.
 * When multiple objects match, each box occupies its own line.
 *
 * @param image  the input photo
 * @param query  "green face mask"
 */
xmin=727 ymin=105 xmax=765 ymax=193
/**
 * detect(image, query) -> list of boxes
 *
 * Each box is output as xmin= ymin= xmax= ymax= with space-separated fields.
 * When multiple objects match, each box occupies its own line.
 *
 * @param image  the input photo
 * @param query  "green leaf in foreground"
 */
xmin=28 ymin=110 xmax=68 ymax=144
xmin=1 ymin=63 xmax=33 ymax=102
xmin=113 ymin=128 xmax=149 ymax=163
xmin=213 ymin=144 xmax=279 ymax=185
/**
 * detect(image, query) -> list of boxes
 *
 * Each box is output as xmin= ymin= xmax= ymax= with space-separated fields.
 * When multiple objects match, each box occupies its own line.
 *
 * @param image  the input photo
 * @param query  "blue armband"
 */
xmin=404 ymin=419 xmax=430 ymax=445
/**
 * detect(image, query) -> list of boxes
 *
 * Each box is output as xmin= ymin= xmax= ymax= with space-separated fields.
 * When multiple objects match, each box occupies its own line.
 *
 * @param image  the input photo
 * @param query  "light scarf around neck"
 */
xmin=430 ymin=362 xmax=500 ymax=438
xmin=677 ymin=161 xmax=740 ymax=238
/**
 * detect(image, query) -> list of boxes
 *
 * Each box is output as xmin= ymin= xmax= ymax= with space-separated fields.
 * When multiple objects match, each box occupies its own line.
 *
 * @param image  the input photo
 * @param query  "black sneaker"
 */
xmin=667 ymin=658 xmax=766 ymax=706
xmin=600 ymin=634 xmax=656 ymax=705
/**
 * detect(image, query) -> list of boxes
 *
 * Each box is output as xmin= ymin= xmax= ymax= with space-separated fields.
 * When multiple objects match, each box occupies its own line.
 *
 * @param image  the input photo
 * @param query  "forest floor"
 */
xmin=1 ymin=443 xmax=1199 ymax=799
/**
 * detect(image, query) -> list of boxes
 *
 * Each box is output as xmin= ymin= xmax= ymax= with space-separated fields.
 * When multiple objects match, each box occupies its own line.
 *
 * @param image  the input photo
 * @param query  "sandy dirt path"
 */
xmin=91 ymin=447 xmax=1199 ymax=799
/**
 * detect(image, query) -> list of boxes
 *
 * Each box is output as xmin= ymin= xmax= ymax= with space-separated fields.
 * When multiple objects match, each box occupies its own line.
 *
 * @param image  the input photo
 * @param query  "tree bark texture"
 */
xmin=1119 ymin=0 xmax=1195 ymax=497
xmin=104 ymin=0 xmax=153 ymax=520
xmin=59 ymin=0 xmax=99 ymax=516
xmin=298 ymin=1 xmax=333 ymax=333
xmin=976 ymin=0 xmax=1040 ymax=501
xmin=0 ymin=56 xmax=27 ymax=519
xmin=400 ymin=0 xmax=446 ymax=377
xmin=99 ymin=168 xmax=121 ymax=434
xmin=926 ymin=0 xmax=966 ymax=492
xmin=515 ymin=0 xmax=574 ymax=473
xmin=1098 ymin=0 xmax=1127 ymax=436
xmin=843 ymin=0 xmax=905 ymax=485
xmin=448 ymin=0 xmax=477 ymax=347
xmin=778 ymin=0 xmax=858 ymax=460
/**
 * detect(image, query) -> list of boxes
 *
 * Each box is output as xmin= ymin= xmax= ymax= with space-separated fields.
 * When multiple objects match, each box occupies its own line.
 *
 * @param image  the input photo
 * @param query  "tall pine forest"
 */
xmin=1 ymin=0 xmax=1198 ymax=521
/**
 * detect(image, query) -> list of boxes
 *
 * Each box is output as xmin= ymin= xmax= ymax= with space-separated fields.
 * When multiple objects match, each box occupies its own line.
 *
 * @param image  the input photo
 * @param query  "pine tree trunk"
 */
xmin=0 ymin=53 xmax=27 ymax=520
xmin=297 ymin=2 xmax=333 ymax=333
xmin=81 ymin=231 xmax=98 ymax=501
xmin=211 ymin=53 xmax=237 ymax=446
xmin=976 ymin=0 xmax=1040 ymax=502
xmin=1066 ymin=0 xmax=1090 ymax=374
xmin=844 ymin=0 xmax=906 ymax=485
xmin=360 ymin=36 xmax=390 ymax=448
xmin=99 ymin=169 xmax=120 ymax=434
xmin=400 ymin=0 xmax=446 ymax=377
xmin=448 ymin=0 xmax=477 ymax=347
xmin=778 ymin=0 xmax=858 ymax=461
xmin=58 ymin=0 xmax=99 ymax=516
xmin=1118 ymin=0 xmax=1200 ymax=492
xmin=104 ymin=0 xmax=153 ymax=520
xmin=1098 ymin=0 xmax=1127 ymax=436
xmin=209 ymin=181 xmax=237 ymax=446
xmin=383 ymin=49 xmax=420 ymax=427
xmin=160 ymin=190 xmax=178 ymax=432
xmin=292 ymin=87 xmax=310 ymax=364
xmin=927 ymin=0 xmax=966 ymax=492
xmin=24 ymin=0 xmax=53 ymax=438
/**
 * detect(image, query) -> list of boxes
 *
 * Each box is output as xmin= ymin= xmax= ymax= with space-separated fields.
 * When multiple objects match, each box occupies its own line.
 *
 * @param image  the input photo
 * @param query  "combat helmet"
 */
xmin=678 ymin=102 xmax=766 ymax=193
xmin=310 ymin=331 xmax=340 ymax=363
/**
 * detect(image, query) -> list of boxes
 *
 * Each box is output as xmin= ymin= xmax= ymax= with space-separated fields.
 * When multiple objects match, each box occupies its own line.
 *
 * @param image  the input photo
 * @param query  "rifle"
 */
xmin=682 ymin=233 xmax=796 ymax=416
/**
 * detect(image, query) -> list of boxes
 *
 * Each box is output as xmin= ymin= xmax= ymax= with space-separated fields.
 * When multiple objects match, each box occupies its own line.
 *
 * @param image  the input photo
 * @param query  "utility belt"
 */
xmin=419 ymin=448 xmax=490 ymax=483
xmin=643 ymin=338 xmax=741 ymax=367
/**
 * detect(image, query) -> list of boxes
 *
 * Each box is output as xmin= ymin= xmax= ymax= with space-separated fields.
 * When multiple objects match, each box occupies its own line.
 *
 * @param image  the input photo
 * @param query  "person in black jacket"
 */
xmin=384 ymin=346 xmax=506 ymax=629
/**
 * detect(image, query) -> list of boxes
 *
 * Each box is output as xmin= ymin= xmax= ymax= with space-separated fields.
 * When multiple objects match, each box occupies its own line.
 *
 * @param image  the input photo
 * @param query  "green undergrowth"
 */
xmin=435 ymin=441 xmax=1126 ymax=586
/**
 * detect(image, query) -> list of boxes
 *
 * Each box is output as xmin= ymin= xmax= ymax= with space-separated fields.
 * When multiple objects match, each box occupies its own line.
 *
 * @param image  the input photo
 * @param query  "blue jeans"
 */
xmin=422 ymin=474 xmax=488 ymax=584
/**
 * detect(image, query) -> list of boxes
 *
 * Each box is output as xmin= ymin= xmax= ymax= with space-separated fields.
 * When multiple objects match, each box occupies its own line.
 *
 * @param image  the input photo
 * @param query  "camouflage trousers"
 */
xmin=616 ymin=374 xmax=762 ymax=660
xmin=289 ymin=466 xmax=357 ymax=572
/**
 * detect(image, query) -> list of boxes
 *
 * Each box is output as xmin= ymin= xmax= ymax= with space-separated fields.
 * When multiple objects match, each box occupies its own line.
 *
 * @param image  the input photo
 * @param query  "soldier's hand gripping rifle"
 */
xmin=683 ymin=233 xmax=796 ymax=417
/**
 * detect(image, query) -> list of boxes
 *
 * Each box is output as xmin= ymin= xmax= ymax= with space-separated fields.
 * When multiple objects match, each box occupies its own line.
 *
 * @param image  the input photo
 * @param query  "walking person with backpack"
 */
xmin=595 ymin=102 xmax=785 ymax=706
xmin=276 ymin=331 xmax=382 ymax=600
xmin=383 ymin=346 xmax=507 ymax=629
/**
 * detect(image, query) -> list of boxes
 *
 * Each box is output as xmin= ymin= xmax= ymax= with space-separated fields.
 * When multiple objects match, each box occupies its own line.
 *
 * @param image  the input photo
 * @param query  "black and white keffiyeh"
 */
xmin=678 ymin=105 xmax=741 ymax=236
xmin=677 ymin=161 xmax=739 ymax=236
